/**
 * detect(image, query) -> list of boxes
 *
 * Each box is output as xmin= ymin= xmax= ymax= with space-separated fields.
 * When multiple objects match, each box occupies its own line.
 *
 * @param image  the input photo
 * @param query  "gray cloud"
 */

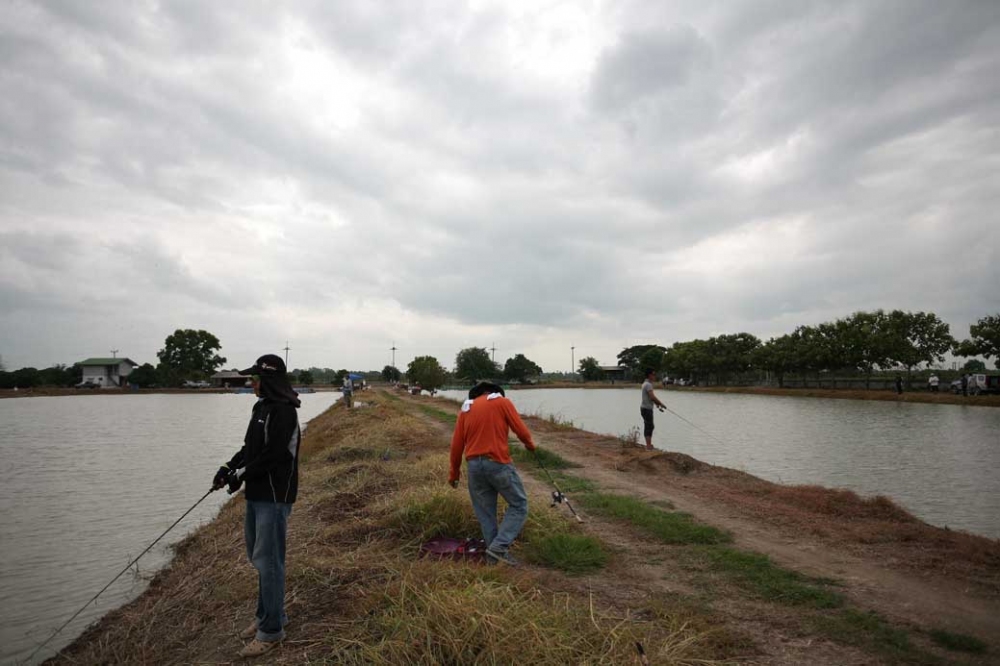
xmin=1 ymin=0 xmax=997 ymax=371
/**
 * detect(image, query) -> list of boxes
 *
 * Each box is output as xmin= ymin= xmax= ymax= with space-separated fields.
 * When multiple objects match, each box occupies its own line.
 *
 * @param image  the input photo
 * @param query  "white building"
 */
xmin=78 ymin=357 xmax=138 ymax=388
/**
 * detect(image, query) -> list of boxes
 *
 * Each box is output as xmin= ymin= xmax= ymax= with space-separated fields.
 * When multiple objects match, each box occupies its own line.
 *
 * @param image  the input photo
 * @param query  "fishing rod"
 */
xmin=532 ymin=449 xmax=584 ymax=523
xmin=24 ymin=486 xmax=220 ymax=665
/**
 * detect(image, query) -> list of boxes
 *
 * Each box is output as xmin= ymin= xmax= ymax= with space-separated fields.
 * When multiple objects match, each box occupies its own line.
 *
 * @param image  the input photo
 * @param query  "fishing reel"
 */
xmin=550 ymin=490 xmax=567 ymax=507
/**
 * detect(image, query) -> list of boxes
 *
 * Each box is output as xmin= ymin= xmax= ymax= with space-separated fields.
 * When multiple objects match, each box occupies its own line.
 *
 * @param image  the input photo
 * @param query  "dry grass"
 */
xmin=49 ymin=394 xmax=732 ymax=665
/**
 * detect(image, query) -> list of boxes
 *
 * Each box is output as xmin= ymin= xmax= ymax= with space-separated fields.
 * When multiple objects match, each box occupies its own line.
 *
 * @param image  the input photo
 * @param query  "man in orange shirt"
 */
xmin=449 ymin=382 xmax=536 ymax=565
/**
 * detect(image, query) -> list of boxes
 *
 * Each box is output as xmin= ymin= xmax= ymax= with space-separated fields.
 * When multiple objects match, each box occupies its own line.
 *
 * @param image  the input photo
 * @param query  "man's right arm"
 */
xmin=449 ymin=413 xmax=466 ymax=484
xmin=502 ymin=400 xmax=536 ymax=450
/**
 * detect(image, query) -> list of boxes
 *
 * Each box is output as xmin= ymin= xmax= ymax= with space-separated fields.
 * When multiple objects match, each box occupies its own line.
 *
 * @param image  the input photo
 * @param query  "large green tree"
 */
xmin=577 ymin=356 xmax=604 ymax=381
xmin=884 ymin=310 xmax=954 ymax=379
xmin=156 ymin=329 xmax=226 ymax=386
xmin=129 ymin=363 xmax=159 ymax=388
xmin=617 ymin=345 xmax=666 ymax=380
xmin=381 ymin=365 xmax=402 ymax=382
xmin=407 ymin=356 xmax=447 ymax=392
xmin=454 ymin=347 xmax=498 ymax=382
xmin=503 ymin=354 xmax=542 ymax=383
xmin=956 ymin=314 xmax=1000 ymax=369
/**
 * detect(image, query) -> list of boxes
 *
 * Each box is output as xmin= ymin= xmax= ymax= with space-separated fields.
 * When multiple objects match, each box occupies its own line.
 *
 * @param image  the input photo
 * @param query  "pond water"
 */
xmin=0 ymin=392 xmax=339 ymax=665
xmin=441 ymin=388 xmax=1000 ymax=540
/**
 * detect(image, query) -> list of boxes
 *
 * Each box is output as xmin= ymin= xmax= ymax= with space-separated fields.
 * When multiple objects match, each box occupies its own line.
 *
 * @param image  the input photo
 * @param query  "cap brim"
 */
xmin=239 ymin=366 xmax=257 ymax=376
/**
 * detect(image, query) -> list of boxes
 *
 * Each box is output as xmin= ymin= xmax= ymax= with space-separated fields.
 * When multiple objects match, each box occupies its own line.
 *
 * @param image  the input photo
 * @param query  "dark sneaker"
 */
xmin=485 ymin=549 xmax=520 ymax=567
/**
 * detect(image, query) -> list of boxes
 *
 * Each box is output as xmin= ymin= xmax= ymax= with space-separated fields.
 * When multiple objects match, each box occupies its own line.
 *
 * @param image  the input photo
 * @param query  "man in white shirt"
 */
xmin=640 ymin=368 xmax=667 ymax=450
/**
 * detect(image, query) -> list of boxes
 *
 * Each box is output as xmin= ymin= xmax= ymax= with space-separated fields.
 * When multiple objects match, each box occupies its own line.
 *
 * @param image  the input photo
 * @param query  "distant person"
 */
xmin=961 ymin=373 xmax=968 ymax=397
xmin=895 ymin=374 xmax=903 ymax=395
xmin=928 ymin=374 xmax=939 ymax=392
xmin=211 ymin=354 xmax=301 ymax=658
xmin=640 ymin=368 xmax=667 ymax=450
xmin=343 ymin=375 xmax=353 ymax=408
xmin=449 ymin=382 xmax=536 ymax=566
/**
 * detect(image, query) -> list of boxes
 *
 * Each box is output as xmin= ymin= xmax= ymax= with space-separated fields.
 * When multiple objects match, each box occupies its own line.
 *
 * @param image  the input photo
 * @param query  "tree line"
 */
xmin=574 ymin=311 xmax=999 ymax=388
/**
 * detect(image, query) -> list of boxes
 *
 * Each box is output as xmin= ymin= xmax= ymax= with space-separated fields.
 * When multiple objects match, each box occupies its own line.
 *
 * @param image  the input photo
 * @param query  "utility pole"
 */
xmin=391 ymin=342 xmax=397 ymax=368
xmin=283 ymin=341 xmax=290 ymax=367
xmin=571 ymin=346 xmax=575 ymax=376
xmin=490 ymin=342 xmax=496 ymax=363
xmin=110 ymin=349 xmax=119 ymax=358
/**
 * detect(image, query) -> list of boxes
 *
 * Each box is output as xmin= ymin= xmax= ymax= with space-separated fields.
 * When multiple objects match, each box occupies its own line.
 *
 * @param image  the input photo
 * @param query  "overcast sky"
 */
xmin=1 ymin=0 xmax=998 ymax=374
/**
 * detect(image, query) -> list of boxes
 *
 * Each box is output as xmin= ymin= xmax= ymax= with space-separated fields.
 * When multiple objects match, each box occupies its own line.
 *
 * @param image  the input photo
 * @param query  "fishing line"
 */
xmin=660 ymin=404 xmax=730 ymax=448
xmin=24 ymin=487 xmax=218 ymax=665
xmin=531 ymin=449 xmax=584 ymax=523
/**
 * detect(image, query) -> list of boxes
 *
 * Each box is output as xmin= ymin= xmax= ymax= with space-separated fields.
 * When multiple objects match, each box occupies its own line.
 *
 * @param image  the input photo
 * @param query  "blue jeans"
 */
xmin=245 ymin=500 xmax=292 ymax=642
xmin=466 ymin=457 xmax=529 ymax=554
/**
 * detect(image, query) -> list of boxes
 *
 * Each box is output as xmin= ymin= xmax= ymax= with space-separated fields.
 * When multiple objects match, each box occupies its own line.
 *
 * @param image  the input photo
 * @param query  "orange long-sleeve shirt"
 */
xmin=449 ymin=394 xmax=536 ymax=482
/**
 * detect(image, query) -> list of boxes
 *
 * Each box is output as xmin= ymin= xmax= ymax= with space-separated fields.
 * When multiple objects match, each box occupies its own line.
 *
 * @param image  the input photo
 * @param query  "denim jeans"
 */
xmin=466 ymin=457 xmax=529 ymax=554
xmin=245 ymin=500 xmax=293 ymax=642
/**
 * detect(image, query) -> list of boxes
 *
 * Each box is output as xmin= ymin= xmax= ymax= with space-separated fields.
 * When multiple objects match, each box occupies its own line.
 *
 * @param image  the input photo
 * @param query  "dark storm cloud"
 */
xmin=1 ymin=0 xmax=998 ymax=370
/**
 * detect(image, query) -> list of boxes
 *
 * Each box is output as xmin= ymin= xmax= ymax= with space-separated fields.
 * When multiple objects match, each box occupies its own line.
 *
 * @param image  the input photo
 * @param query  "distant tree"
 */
xmin=962 ymin=358 xmax=986 ymax=372
xmin=334 ymin=369 xmax=349 ymax=385
xmin=129 ymin=363 xmax=159 ymax=388
xmin=38 ymin=364 xmax=76 ymax=387
xmin=956 ymin=314 xmax=1000 ymax=370
xmin=156 ymin=329 xmax=226 ymax=386
xmin=752 ymin=334 xmax=798 ymax=387
xmin=407 ymin=356 xmax=447 ymax=393
xmin=617 ymin=345 xmax=666 ymax=381
xmin=578 ymin=356 xmax=604 ymax=382
xmin=297 ymin=370 xmax=314 ymax=385
xmin=454 ymin=347 xmax=498 ymax=382
xmin=381 ymin=365 xmax=402 ymax=382
xmin=637 ymin=347 xmax=666 ymax=377
xmin=11 ymin=367 xmax=40 ymax=388
xmin=503 ymin=354 xmax=542 ymax=383
xmin=884 ymin=311 xmax=954 ymax=382
xmin=836 ymin=311 xmax=893 ymax=388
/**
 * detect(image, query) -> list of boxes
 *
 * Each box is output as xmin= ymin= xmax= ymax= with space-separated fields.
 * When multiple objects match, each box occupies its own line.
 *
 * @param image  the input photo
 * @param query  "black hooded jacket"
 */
xmin=226 ymin=394 xmax=300 ymax=504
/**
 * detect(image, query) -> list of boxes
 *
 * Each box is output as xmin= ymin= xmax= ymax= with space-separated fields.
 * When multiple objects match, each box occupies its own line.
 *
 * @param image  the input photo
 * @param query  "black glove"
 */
xmin=226 ymin=467 xmax=245 ymax=494
xmin=211 ymin=465 xmax=230 ymax=491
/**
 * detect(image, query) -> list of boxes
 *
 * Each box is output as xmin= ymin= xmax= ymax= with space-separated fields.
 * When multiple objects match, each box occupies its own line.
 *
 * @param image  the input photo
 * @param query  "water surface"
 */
xmin=0 ymin=392 xmax=338 ymax=665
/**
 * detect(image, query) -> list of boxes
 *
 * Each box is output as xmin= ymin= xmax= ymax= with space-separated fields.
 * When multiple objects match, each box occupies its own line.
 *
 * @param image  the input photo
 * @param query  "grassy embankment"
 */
xmin=51 ymin=391 xmax=738 ymax=665
xmin=411 ymin=396 xmax=994 ymax=664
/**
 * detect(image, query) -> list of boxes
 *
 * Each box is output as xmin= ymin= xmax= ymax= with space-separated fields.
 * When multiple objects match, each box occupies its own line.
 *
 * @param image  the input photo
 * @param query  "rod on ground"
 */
xmin=24 ymin=487 xmax=218 ymax=665
xmin=531 ymin=449 xmax=584 ymax=523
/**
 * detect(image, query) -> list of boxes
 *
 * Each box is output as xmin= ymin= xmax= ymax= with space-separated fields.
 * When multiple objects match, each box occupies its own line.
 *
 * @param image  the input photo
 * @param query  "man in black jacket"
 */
xmin=212 ymin=354 xmax=301 ymax=658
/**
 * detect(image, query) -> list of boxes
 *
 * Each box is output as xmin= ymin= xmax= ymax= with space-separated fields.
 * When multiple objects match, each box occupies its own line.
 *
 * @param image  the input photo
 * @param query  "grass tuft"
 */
xmin=702 ymin=548 xmax=843 ymax=608
xmin=811 ymin=609 xmax=934 ymax=663
xmin=524 ymin=532 xmax=609 ymax=575
xmin=580 ymin=492 xmax=731 ymax=545
xmin=510 ymin=445 xmax=579 ymax=470
xmin=929 ymin=628 xmax=988 ymax=654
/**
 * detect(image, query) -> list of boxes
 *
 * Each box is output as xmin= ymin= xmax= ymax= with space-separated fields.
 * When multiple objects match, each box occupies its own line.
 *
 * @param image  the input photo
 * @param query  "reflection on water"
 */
xmin=442 ymin=388 xmax=1000 ymax=540
xmin=0 ymin=392 xmax=338 ymax=665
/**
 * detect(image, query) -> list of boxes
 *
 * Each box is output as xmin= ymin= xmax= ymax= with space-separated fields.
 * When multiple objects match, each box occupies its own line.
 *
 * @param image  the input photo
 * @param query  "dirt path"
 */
xmin=401 ymin=391 xmax=1000 ymax=664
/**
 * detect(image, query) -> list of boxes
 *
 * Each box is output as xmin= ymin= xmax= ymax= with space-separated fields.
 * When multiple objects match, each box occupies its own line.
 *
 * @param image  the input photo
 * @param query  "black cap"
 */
xmin=240 ymin=354 xmax=287 ymax=377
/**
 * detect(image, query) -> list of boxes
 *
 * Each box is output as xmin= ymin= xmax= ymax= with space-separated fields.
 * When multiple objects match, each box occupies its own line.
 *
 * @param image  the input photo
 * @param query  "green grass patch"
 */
xmin=929 ymin=628 xmax=988 ymax=654
xmin=579 ymin=492 xmax=731 ymax=545
xmin=510 ymin=445 xmax=579 ymax=470
xmin=524 ymin=533 xmax=609 ymax=575
xmin=414 ymin=403 xmax=457 ymax=425
xmin=390 ymin=491 xmax=481 ymax=542
xmin=811 ymin=609 xmax=936 ymax=664
xmin=702 ymin=547 xmax=843 ymax=609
